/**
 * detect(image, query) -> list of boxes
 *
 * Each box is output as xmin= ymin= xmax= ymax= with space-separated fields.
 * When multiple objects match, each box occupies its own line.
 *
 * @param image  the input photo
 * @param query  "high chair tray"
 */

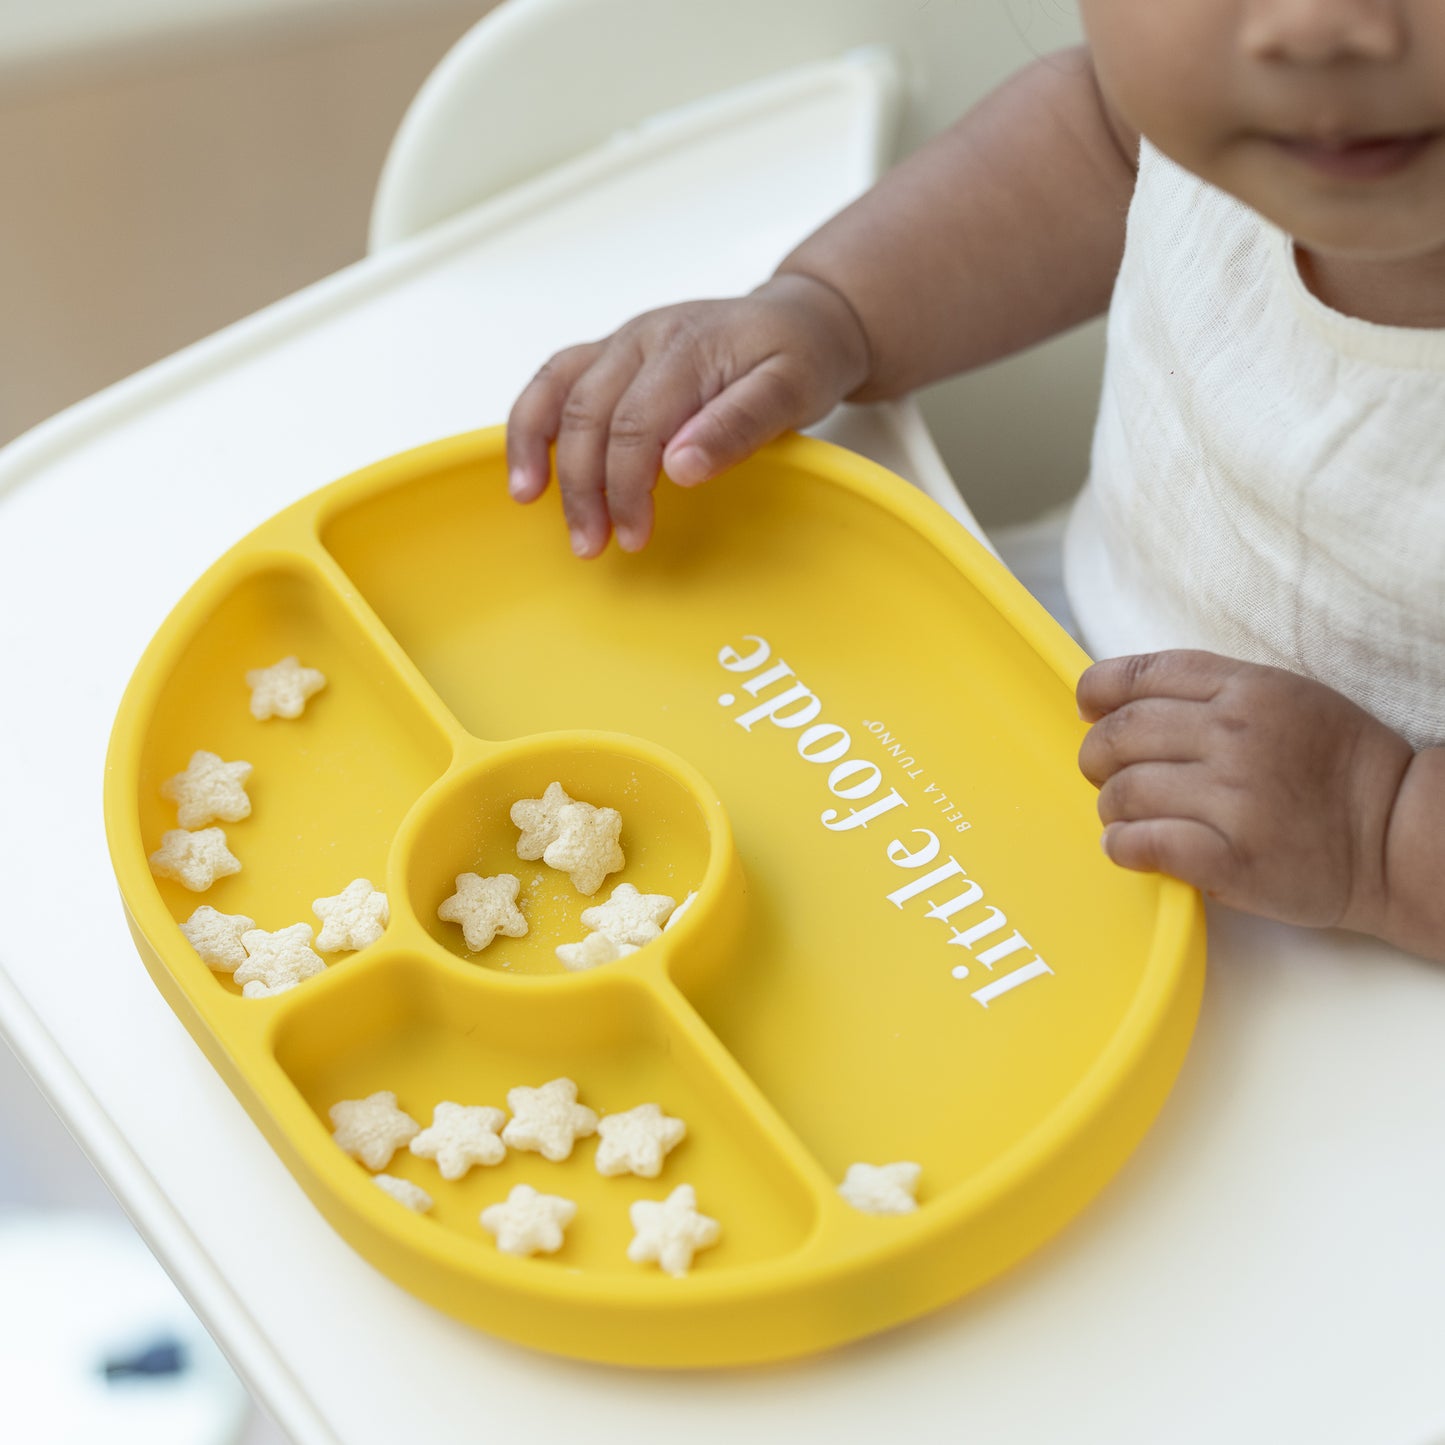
xmin=104 ymin=425 xmax=1203 ymax=1367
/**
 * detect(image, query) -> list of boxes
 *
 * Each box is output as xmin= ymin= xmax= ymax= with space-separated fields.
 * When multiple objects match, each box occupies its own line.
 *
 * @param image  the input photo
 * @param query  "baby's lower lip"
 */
xmin=1271 ymin=131 xmax=1439 ymax=180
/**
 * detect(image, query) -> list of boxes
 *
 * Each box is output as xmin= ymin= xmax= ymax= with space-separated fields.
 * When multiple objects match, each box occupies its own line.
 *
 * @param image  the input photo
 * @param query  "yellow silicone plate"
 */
xmin=105 ymin=427 xmax=1204 ymax=1368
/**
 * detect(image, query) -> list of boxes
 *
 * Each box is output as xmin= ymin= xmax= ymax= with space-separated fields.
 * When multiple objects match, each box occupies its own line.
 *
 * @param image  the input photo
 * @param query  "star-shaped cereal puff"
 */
xmin=509 ymin=781 xmax=579 ymax=861
xmin=554 ymin=931 xmax=638 ymax=973
xmin=329 ymin=1091 xmax=420 ymax=1170
xmin=313 ymin=878 xmax=389 ymax=952
xmin=437 ymin=872 xmax=527 ymax=951
xmin=580 ymin=882 xmax=675 ymax=947
xmin=161 ymin=750 xmax=253 ymax=829
xmin=595 ymin=1103 xmax=687 ymax=1179
xmin=542 ymin=802 xmax=624 ymax=896
xmin=373 ymin=1174 xmax=433 ymax=1213
xmin=149 ymin=828 xmax=241 ymax=892
xmin=627 ymin=1184 xmax=720 ymax=1277
xmin=246 ymin=656 xmax=326 ymax=721
xmin=480 ymin=1184 xmax=577 ymax=1257
xmin=180 ymin=905 xmax=255 ymax=973
xmin=241 ymin=979 xmax=294 ymax=999
xmin=234 ymin=923 xmax=325 ymax=995
xmin=409 ymin=1101 xmax=507 ymax=1180
xmin=838 ymin=1161 xmax=921 ymax=1216
xmin=501 ymin=1077 xmax=598 ymax=1162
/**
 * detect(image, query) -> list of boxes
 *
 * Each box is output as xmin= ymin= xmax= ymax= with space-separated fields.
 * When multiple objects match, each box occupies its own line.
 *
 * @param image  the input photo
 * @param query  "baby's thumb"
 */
xmin=662 ymin=358 xmax=819 ymax=487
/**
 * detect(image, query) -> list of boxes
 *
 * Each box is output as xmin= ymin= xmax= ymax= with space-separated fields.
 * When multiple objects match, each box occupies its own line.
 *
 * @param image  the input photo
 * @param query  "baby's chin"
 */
xmin=1237 ymin=152 xmax=1445 ymax=264
xmin=1284 ymin=215 xmax=1445 ymax=267
xmin=1149 ymin=129 xmax=1445 ymax=265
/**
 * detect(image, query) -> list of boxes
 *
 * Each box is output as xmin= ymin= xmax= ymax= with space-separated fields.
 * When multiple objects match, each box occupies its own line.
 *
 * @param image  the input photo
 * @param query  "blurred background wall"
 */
xmin=0 ymin=0 xmax=499 ymax=447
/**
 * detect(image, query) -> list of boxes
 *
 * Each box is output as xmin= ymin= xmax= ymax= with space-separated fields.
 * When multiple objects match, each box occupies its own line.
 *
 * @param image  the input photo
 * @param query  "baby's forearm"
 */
xmin=777 ymin=47 xmax=1135 ymax=400
xmin=1373 ymin=748 xmax=1445 ymax=961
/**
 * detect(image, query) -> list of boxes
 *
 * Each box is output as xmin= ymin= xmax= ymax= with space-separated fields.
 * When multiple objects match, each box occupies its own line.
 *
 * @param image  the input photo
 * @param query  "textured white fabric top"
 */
xmin=1065 ymin=140 xmax=1445 ymax=749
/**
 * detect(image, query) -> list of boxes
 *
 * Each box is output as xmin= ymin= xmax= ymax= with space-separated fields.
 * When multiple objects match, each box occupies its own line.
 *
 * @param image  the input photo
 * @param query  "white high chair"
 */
xmin=2 ymin=4 xmax=1444 ymax=1443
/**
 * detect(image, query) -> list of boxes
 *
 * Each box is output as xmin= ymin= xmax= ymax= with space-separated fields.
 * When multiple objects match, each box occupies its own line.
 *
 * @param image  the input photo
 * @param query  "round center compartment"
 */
xmin=400 ymin=732 xmax=738 ymax=986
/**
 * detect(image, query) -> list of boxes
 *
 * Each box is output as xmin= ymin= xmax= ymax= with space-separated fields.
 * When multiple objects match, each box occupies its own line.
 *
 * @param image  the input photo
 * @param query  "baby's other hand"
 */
xmin=1076 ymin=650 xmax=1413 ymax=932
xmin=505 ymin=272 xmax=869 ymax=557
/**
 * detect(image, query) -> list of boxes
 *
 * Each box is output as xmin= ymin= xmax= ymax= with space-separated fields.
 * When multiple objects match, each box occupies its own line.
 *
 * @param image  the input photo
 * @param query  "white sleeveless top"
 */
xmin=1064 ymin=140 xmax=1445 ymax=749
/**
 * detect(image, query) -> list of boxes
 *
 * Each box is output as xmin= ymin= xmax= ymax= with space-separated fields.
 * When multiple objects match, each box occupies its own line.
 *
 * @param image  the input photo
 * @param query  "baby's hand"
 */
xmin=1076 ymin=651 xmax=1413 ymax=932
xmin=505 ymin=272 xmax=870 ymax=557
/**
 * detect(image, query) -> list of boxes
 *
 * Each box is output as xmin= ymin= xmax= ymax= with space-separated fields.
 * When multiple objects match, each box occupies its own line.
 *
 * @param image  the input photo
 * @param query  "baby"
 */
xmin=506 ymin=1 xmax=1445 ymax=962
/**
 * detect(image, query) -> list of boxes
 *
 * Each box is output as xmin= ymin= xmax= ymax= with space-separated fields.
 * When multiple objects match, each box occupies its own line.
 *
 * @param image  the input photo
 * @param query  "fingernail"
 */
xmin=508 ymin=467 xmax=528 ymax=499
xmin=615 ymin=526 xmax=641 ymax=553
xmin=666 ymin=446 xmax=708 ymax=487
xmin=570 ymin=528 xmax=590 ymax=557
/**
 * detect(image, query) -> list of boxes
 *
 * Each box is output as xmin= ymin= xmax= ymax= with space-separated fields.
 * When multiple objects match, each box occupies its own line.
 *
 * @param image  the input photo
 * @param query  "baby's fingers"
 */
xmin=1101 ymin=817 xmax=1235 ymax=897
xmin=1077 ymin=697 xmax=1204 ymax=786
xmin=601 ymin=361 xmax=720 ymax=553
xmin=1096 ymin=759 xmax=1241 ymax=898
xmin=507 ymin=342 xmax=606 ymax=503
xmin=1077 ymin=650 xmax=1230 ymax=722
xmin=662 ymin=355 xmax=820 ymax=488
xmin=552 ymin=341 xmax=653 ymax=557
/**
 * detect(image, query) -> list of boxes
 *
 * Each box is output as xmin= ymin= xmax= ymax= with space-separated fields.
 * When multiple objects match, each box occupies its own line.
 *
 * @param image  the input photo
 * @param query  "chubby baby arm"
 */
xmin=507 ymin=47 xmax=1135 ymax=557
xmin=1076 ymin=651 xmax=1445 ymax=961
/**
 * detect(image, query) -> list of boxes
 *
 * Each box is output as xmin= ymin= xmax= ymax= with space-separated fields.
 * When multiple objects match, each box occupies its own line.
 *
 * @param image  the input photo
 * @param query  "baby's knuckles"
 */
xmin=1190 ymin=669 xmax=1382 ymax=924
xmin=1082 ymin=652 xmax=1413 ymax=930
xmin=607 ymin=396 xmax=671 ymax=455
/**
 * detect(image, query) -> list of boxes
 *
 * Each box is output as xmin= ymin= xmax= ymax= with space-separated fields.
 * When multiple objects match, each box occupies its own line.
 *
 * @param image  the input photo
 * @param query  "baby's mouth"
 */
xmin=1270 ymin=130 xmax=1440 ymax=180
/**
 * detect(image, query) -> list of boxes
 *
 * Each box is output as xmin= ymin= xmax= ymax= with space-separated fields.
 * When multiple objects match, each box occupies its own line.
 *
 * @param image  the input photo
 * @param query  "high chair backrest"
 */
xmin=371 ymin=0 xmax=1084 ymax=249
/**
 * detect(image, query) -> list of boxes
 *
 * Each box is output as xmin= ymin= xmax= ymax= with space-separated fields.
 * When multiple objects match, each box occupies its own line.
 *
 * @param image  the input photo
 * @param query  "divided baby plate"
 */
xmin=104 ymin=426 xmax=1205 ymax=1368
